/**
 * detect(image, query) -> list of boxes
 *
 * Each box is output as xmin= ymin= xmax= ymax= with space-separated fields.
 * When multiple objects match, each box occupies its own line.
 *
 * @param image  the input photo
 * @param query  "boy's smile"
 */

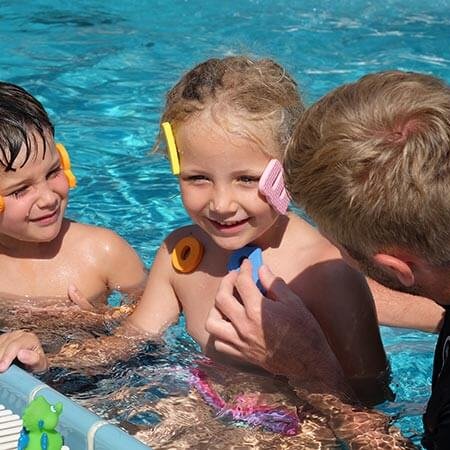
xmin=0 ymin=133 xmax=69 ymax=248
xmin=175 ymin=109 xmax=282 ymax=250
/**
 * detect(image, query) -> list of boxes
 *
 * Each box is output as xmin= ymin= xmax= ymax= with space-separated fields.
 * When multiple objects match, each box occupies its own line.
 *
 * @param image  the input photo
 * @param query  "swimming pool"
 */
xmin=1 ymin=0 xmax=449 ymax=447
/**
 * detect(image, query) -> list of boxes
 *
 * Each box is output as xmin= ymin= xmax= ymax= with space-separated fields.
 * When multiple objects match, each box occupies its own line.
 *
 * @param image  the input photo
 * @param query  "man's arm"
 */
xmin=206 ymin=259 xmax=353 ymax=398
xmin=368 ymin=277 xmax=444 ymax=332
xmin=206 ymin=260 xmax=416 ymax=448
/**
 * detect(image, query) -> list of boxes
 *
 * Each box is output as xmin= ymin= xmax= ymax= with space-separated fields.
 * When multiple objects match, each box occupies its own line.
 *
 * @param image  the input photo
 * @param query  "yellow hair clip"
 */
xmin=55 ymin=143 xmax=77 ymax=188
xmin=162 ymin=121 xmax=180 ymax=175
xmin=0 ymin=143 xmax=76 ymax=213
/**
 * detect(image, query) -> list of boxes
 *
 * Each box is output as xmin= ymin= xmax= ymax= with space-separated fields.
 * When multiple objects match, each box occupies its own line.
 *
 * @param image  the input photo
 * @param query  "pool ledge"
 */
xmin=0 ymin=365 xmax=150 ymax=450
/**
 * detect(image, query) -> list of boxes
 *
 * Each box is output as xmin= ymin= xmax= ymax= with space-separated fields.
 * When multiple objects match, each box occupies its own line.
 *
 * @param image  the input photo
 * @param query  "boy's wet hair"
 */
xmin=285 ymin=70 xmax=450 ymax=267
xmin=0 ymin=82 xmax=54 ymax=172
xmin=157 ymin=56 xmax=304 ymax=159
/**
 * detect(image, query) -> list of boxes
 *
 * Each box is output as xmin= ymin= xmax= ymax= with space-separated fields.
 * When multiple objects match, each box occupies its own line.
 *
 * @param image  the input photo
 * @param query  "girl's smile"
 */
xmin=175 ymin=108 xmax=282 ymax=250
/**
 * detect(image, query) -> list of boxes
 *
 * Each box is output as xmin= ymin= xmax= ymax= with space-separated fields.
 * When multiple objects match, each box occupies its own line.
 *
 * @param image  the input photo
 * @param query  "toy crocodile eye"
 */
xmin=50 ymin=405 xmax=56 ymax=413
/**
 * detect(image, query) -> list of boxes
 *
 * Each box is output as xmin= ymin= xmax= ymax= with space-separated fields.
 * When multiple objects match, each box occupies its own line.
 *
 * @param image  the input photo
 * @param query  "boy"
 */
xmin=0 ymin=82 xmax=146 ymax=316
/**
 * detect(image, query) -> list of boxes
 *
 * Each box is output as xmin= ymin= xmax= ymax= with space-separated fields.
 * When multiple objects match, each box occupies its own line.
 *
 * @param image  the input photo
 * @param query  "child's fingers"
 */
xmin=0 ymin=331 xmax=47 ymax=373
xmin=68 ymin=284 xmax=95 ymax=311
xmin=17 ymin=349 xmax=48 ymax=373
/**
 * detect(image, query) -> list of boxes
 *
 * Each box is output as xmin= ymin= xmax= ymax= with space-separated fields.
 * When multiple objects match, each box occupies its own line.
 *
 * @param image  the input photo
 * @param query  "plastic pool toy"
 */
xmin=171 ymin=236 xmax=204 ymax=273
xmin=227 ymin=245 xmax=264 ymax=293
xmin=258 ymin=159 xmax=289 ymax=215
xmin=0 ymin=365 xmax=147 ymax=450
xmin=18 ymin=396 xmax=64 ymax=450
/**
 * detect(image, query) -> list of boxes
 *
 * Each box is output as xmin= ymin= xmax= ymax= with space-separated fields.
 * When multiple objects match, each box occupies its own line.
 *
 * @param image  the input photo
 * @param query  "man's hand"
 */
xmin=0 ymin=330 xmax=48 ymax=373
xmin=206 ymin=259 xmax=351 ymax=396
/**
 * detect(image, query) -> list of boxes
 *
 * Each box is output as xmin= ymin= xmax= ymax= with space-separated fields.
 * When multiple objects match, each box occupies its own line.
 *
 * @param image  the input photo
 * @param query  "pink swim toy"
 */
xmin=190 ymin=368 xmax=299 ymax=436
xmin=258 ymin=159 xmax=290 ymax=215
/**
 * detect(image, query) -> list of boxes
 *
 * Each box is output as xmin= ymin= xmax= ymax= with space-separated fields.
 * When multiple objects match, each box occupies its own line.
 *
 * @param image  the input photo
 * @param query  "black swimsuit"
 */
xmin=422 ymin=306 xmax=450 ymax=449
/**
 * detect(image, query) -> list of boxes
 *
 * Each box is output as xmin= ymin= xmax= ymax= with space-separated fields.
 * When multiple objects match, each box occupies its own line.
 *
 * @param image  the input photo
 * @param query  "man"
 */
xmin=206 ymin=71 xmax=450 ymax=449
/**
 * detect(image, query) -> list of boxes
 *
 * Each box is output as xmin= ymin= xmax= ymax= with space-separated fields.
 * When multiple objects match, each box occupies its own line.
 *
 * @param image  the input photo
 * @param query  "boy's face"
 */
xmin=0 ymin=133 xmax=69 ymax=246
xmin=175 ymin=111 xmax=281 ymax=251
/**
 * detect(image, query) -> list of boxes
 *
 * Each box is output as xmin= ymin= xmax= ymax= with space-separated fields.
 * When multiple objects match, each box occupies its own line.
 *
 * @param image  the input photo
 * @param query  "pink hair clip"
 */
xmin=258 ymin=159 xmax=290 ymax=215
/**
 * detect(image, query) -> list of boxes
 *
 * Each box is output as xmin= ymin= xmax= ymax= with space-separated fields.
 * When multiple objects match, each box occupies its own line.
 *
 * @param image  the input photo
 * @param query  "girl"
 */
xmin=54 ymin=57 xmax=403 ymax=448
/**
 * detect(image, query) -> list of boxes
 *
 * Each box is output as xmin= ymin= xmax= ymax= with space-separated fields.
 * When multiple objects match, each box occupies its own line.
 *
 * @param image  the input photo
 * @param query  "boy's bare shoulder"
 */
xmin=62 ymin=220 xmax=132 ymax=254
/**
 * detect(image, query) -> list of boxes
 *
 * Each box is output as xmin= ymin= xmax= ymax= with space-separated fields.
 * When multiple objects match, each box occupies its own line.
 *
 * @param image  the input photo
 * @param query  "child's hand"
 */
xmin=0 ymin=330 xmax=48 ymax=373
xmin=68 ymin=284 xmax=95 ymax=311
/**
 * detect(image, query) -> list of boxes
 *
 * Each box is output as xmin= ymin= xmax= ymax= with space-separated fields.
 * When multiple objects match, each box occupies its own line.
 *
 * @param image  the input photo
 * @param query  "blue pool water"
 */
xmin=1 ymin=0 xmax=449 ymax=447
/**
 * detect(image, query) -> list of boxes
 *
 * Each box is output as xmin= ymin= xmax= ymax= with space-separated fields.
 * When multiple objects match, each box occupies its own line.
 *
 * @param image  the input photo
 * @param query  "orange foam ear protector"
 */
xmin=55 ymin=143 xmax=77 ymax=188
xmin=171 ymin=236 xmax=204 ymax=273
xmin=0 ymin=196 xmax=4 ymax=213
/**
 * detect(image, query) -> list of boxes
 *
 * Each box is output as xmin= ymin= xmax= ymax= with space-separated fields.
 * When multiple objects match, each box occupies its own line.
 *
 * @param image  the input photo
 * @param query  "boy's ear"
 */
xmin=372 ymin=253 xmax=415 ymax=287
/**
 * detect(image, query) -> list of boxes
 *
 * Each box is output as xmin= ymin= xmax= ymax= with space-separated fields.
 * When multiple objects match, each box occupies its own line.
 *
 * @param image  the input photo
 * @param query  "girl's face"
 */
xmin=176 ymin=110 xmax=281 ymax=250
xmin=0 ymin=134 xmax=69 ymax=247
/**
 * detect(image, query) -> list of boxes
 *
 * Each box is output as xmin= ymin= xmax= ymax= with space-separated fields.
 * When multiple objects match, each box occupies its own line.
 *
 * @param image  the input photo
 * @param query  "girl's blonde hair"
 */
xmin=157 ymin=56 xmax=304 ymax=160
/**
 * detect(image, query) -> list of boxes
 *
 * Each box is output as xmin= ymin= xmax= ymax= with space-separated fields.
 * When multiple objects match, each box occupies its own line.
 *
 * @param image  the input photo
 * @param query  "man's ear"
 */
xmin=372 ymin=253 xmax=415 ymax=287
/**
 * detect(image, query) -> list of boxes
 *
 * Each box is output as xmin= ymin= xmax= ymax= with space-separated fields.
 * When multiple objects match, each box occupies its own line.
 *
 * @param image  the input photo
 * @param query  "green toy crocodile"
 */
xmin=18 ymin=396 xmax=64 ymax=450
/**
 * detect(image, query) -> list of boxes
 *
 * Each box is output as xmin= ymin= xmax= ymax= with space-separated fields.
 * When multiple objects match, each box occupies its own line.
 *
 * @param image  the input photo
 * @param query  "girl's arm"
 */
xmin=51 ymin=239 xmax=181 ymax=370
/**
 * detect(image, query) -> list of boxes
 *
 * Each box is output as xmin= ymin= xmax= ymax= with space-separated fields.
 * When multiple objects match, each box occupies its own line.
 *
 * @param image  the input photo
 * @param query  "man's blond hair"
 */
xmin=285 ymin=71 xmax=450 ymax=265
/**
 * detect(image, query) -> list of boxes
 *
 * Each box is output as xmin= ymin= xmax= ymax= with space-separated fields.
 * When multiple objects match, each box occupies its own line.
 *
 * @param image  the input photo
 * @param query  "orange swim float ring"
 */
xmin=171 ymin=236 xmax=204 ymax=273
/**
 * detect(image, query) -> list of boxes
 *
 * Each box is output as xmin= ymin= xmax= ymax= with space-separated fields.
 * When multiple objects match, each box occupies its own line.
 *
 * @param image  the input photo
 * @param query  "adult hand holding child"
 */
xmin=207 ymin=259 xmax=416 ymax=449
xmin=206 ymin=259 xmax=350 ymax=398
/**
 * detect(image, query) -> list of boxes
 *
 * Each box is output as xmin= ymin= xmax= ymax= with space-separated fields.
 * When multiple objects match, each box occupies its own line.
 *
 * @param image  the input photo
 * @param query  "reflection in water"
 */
xmin=50 ymin=351 xmax=341 ymax=449
xmin=0 ymin=299 xmax=401 ymax=448
xmin=0 ymin=295 xmax=132 ymax=352
xmin=128 ymin=361 xmax=340 ymax=449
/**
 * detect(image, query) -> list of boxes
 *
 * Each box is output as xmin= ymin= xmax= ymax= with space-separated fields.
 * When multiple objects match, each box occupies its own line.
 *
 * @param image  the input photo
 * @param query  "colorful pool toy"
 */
xmin=161 ymin=122 xmax=180 ymax=175
xmin=227 ymin=245 xmax=264 ymax=293
xmin=18 ymin=396 xmax=64 ymax=450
